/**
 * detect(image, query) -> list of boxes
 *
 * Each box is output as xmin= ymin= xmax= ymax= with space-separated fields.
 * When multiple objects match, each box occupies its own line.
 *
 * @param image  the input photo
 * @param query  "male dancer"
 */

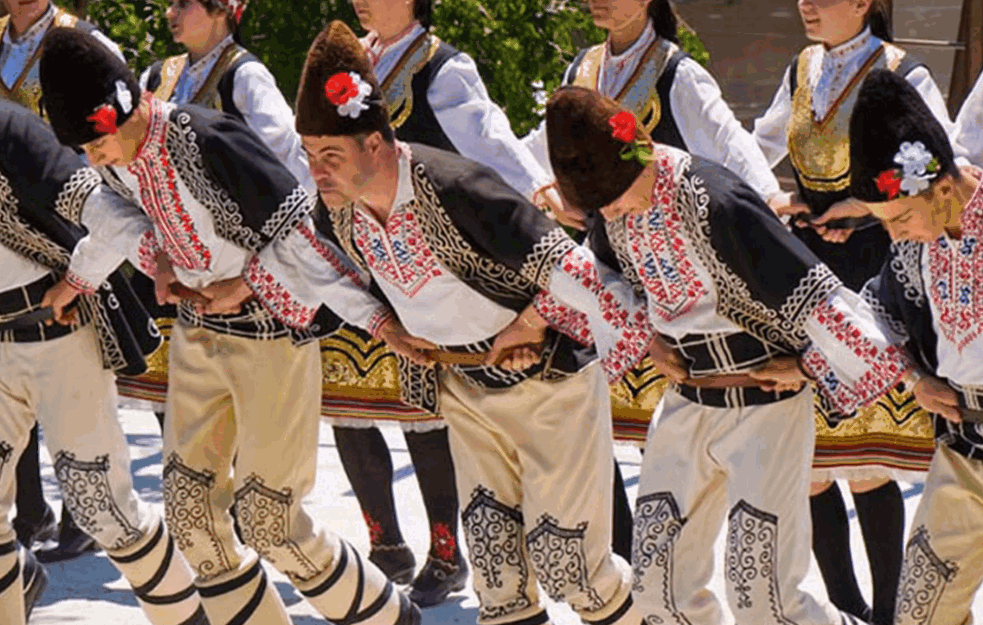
xmin=1 ymin=99 xmax=205 ymax=625
xmin=248 ymin=20 xmax=646 ymax=625
xmin=0 ymin=0 xmax=124 ymax=562
xmin=528 ymin=85 xmax=913 ymax=625
xmin=39 ymin=27 xmax=419 ymax=625
xmin=849 ymin=69 xmax=983 ymax=625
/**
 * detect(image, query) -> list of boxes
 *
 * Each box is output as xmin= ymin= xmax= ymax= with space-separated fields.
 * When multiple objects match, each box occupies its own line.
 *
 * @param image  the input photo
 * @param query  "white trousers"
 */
xmin=440 ymin=363 xmax=638 ymax=625
xmin=0 ymin=326 xmax=202 ymax=625
xmin=894 ymin=444 xmax=983 ymax=625
xmin=634 ymin=387 xmax=859 ymax=625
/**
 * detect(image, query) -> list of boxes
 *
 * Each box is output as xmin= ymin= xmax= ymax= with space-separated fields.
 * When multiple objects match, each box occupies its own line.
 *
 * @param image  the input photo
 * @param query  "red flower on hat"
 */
xmin=609 ymin=111 xmax=637 ymax=143
xmin=876 ymin=169 xmax=902 ymax=201
xmin=325 ymin=72 xmax=358 ymax=106
xmin=87 ymin=104 xmax=118 ymax=135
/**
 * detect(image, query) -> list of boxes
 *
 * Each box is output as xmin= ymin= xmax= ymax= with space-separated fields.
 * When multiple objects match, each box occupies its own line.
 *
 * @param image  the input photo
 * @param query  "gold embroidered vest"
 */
xmin=152 ymin=42 xmax=250 ymax=110
xmin=787 ymin=42 xmax=908 ymax=196
xmin=0 ymin=7 xmax=85 ymax=115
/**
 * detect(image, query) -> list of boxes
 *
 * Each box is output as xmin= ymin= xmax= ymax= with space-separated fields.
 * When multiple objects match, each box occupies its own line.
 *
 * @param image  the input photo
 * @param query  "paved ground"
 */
xmin=24 ymin=401 xmax=983 ymax=624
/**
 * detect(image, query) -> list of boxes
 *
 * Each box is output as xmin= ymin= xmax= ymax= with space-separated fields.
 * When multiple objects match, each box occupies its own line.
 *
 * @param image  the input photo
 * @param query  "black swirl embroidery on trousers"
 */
xmin=895 ymin=526 xmax=958 ymax=625
xmin=0 ymin=442 xmax=12 ymax=482
xmin=462 ymin=486 xmax=531 ymax=620
xmin=53 ymin=451 xmax=141 ymax=551
xmin=162 ymin=453 xmax=233 ymax=580
xmin=632 ymin=492 xmax=690 ymax=625
xmin=526 ymin=514 xmax=604 ymax=612
xmin=233 ymin=474 xmax=321 ymax=582
xmin=725 ymin=500 xmax=793 ymax=624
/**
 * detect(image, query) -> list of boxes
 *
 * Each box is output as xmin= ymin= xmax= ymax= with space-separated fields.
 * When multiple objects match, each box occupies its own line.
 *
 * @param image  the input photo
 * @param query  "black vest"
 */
xmin=388 ymin=41 xmax=460 ymax=152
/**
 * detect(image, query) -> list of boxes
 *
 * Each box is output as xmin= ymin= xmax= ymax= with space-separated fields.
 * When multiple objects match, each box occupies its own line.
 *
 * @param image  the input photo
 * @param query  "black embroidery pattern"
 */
xmin=526 ymin=514 xmax=603 ymax=611
xmin=632 ymin=492 xmax=690 ymax=625
xmin=462 ymin=486 xmax=531 ymax=620
xmin=0 ymin=442 xmax=13 ymax=483
xmin=54 ymin=168 xmax=101 ymax=224
xmin=53 ymin=451 xmax=141 ymax=551
xmin=162 ymin=453 xmax=232 ymax=580
xmin=233 ymin=474 xmax=320 ymax=582
xmin=725 ymin=500 xmax=792 ymax=624
xmin=895 ymin=526 xmax=958 ymax=625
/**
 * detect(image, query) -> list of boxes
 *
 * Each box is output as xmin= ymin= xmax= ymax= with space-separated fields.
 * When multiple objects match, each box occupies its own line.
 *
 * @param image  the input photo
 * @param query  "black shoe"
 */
xmin=368 ymin=544 xmax=416 ymax=585
xmin=14 ymin=506 xmax=58 ymax=549
xmin=408 ymin=554 xmax=468 ymax=608
xmin=35 ymin=516 xmax=99 ymax=564
xmin=22 ymin=547 xmax=49 ymax=621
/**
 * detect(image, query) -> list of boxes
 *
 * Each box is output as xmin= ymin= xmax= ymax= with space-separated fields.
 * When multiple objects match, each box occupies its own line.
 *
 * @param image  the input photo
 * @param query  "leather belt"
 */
xmin=680 ymin=373 xmax=764 ymax=389
xmin=0 ymin=307 xmax=55 ymax=333
xmin=425 ymin=350 xmax=492 ymax=367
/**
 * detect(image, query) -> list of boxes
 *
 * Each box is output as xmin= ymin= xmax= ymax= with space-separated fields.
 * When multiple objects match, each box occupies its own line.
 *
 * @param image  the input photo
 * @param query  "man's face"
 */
xmin=350 ymin=0 xmax=414 ymax=33
xmin=80 ymin=132 xmax=130 ymax=168
xmin=587 ymin=0 xmax=650 ymax=31
xmin=165 ymin=0 xmax=217 ymax=48
xmin=865 ymin=193 xmax=944 ymax=243
xmin=302 ymin=134 xmax=375 ymax=209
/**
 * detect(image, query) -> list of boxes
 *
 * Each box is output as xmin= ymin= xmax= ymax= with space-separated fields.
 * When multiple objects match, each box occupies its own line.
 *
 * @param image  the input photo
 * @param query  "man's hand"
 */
xmin=40 ymin=278 xmax=81 ymax=325
xmin=485 ymin=306 xmax=548 ymax=367
xmin=154 ymin=253 xmax=179 ymax=305
xmin=377 ymin=317 xmax=437 ymax=366
xmin=495 ymin=345 xmax=543 ymax=371
xmin=912 ymin=375 xmax=962 ymax=423
xmin=809 ymin=197 xmax=871 ymax=243
xmin=748 ymin=356 xmax=808 ymax=393
xmin=767 ymin=191 xmax=812 ymax=219
xmin=200 ymin=277 xmax=254 ymax=315
xmin=539 ymin=187 xmax=588 ymax=231
xmin=648 ymin=335 xmax=687 ymax=384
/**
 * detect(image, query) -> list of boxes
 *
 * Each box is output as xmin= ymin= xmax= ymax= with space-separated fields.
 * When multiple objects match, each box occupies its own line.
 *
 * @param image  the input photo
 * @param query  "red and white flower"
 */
xmin=324 ymin=71 xmax=373 ymax=119
xmin=875 ymin=141 xmax=941 ymax=200
xmin=87 ymin=104 xmax=118 ymax=135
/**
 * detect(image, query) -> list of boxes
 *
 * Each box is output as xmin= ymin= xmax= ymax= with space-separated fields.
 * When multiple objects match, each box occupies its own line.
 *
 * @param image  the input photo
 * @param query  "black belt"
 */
xmin=0 ymin=274 xmax=79 ymax=343
xmin=0 ymin=307 xmax=54 ymax=333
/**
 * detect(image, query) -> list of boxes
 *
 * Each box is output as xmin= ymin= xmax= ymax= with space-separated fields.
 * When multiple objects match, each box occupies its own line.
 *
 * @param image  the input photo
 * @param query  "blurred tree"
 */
xmin=64 ymin=0 xmax=707 ymax=134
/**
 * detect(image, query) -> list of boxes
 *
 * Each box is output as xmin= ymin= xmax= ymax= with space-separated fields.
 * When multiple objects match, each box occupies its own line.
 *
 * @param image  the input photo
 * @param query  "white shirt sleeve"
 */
xmin=905 ymin=66 xmax=958 ymax=140
xmin=752 ymin=66 xmax=793 ymax=170
xmin=670 ymin=58 xmax=781 ymax=199
xmin=428 ymin=53 xmax=553 ymax=199
xmin=67 ymin=185 xmax=158 ymax=293
xmin=800 ymin=286 xmax=911 ymax=415
xmin=245 ymin=215 xmax=393 ymax=334
xmin=231 ymin=62 xmax=317 ymax=197
xmin=952 ymin=70 xmax=983 ymax=168
xmin=521 ymin=118 xmax=554 ymax=181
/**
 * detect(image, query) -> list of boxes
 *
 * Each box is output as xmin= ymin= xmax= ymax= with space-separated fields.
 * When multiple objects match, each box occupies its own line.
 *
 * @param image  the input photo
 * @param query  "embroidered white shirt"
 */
xmin=139 ymin=36 xmax=315 ymax=197
xmin=1 ymin=4 xmax=122 ymax=89
xmin=523 ymin=20 xmax=781 ymax=201
xmin=363 ymin=24 xmax=552 ymax=200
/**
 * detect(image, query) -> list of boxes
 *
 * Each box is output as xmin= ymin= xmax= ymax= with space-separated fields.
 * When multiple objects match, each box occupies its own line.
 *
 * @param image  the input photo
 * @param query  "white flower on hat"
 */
xmin=115 ymin=79 xmax=133 ymax=115
xmin=893 ymin=141 xmax=939 ymax=197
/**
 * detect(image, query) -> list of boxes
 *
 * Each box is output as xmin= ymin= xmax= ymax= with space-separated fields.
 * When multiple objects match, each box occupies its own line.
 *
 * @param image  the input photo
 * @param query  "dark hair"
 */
xmin=647 ymin=0 xmax=678 ymax=44
xmin=356 ymin=126 xmax=395 ymax=147
xmin=867 ymin=0 xmax=892 ymax=42
xmin=414 ymin=0 xmax=432 ymax=29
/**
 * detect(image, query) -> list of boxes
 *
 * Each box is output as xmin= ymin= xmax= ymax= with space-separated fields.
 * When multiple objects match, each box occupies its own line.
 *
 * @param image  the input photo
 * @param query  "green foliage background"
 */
xmin=65 ymin=0 xmax=708 ymax=136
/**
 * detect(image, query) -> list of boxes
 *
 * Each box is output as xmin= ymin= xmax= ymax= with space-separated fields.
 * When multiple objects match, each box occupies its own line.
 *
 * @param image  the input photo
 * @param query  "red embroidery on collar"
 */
xmin=353 ymin=202 xmax=442 ymax=298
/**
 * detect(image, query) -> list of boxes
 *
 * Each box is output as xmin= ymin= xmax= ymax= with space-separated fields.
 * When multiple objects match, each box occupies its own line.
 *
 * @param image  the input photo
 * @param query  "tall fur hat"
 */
xmin=546 ymin=86 xmax=649 ymax=212
xmin=295 ymin=20 xmax=389 ymax=137
xmin=850 ymin=69 xmax=958 ymax=202
xmin=39 ymin=27 xmax=141 ymax=147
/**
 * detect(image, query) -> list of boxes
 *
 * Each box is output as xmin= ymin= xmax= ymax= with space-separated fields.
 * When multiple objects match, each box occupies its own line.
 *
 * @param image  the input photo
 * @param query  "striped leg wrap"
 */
xmin=301 ymin=540 xmax=417 ymax=625
xmin=108 ymin=522 xmax=203 ymax=625
xmin=0 ymin=541 xmax=25 ymax=623
xmin=197 ymin=559 xmax=291 ymax=625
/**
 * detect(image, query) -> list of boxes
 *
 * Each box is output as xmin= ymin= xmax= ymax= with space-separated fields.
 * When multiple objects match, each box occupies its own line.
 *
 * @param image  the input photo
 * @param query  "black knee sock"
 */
xmin=853 ymin=481 xmax=904 ymax=625
xmin=404 ymin=428 xmax=462 ymax=562
xmin=612 ymin=460 xmax=632 ymax=561
xmin=811 ymin=482 xmax=870 ymax=619
xmin=333 ymin=426 xmax=404 ymax=547
xmin=14 ymin=425 xmax=50 ymax=531
xmin=154 ymin=410 xmax=165 ymax=433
